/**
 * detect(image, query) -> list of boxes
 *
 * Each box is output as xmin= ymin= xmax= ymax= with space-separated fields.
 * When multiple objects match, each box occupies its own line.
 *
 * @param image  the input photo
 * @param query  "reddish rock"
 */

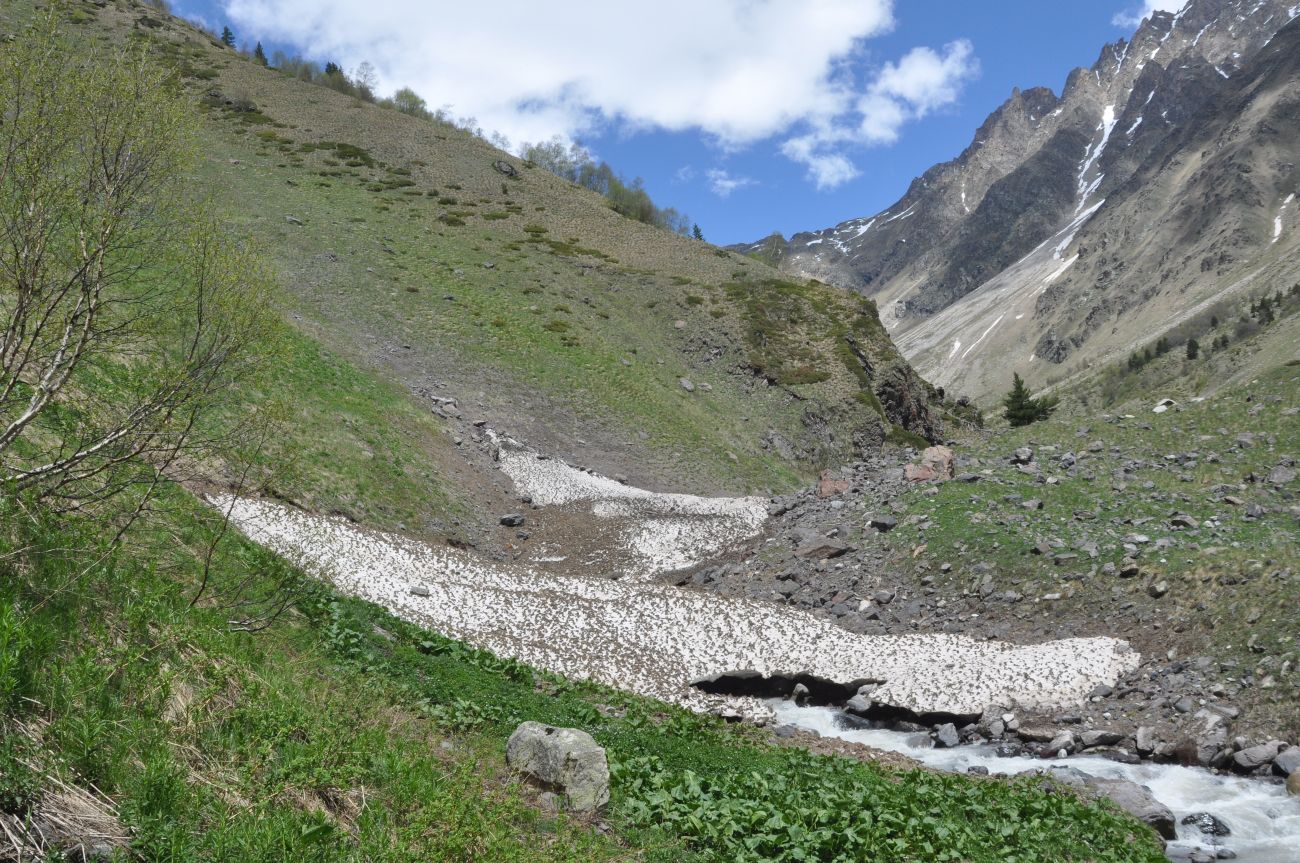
xmin=904 ymin=464 xmax=937 ymax=482
xmin=817 ymin=470 xmax=850 ymax=497
xmin=921 ymin=445 xmax=955 ymax=480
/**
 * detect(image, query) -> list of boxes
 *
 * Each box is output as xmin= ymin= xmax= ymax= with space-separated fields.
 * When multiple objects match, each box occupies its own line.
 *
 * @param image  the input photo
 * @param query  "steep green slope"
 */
xmin=55 ymin=0 xmax=949 ymax=501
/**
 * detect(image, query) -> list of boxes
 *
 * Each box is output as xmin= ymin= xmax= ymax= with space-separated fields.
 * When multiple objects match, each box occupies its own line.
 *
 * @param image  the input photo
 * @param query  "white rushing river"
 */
xmin=772 ymin=702 xmax=1300 ymax=863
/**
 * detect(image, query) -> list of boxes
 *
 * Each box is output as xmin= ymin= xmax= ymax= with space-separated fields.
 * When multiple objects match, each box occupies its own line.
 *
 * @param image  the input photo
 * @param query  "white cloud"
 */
xmin=705 ymin=169 xmax=756 ymax=198
xmin=1112 ymin=0 xmax=1185 ymax=28
xmin=221 ymin=0 xmax=977 ymax=189
xmin=780 ymin=134 xmax=861 ymax=189
xmin=782 ymin=39 xmax=977 ymax=187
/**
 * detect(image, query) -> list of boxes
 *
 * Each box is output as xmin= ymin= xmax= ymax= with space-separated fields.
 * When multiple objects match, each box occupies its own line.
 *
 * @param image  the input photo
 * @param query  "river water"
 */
xmin=771 ymin=702 xmax=1300 ymax=862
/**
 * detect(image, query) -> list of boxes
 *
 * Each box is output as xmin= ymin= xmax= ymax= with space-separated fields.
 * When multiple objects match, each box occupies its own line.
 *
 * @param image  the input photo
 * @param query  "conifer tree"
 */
xmin=253 ymin=41 xmax=268 ymax=66
xmin=221 ymin=25 xmax=235 ymax=47
xmin=1185 ymin=338 xmax=1199 ymax=360
xmin=692 ymin=223 xmax=704 ymax=241
xmin=1002 ymin=373 xmax=1059 ymax=427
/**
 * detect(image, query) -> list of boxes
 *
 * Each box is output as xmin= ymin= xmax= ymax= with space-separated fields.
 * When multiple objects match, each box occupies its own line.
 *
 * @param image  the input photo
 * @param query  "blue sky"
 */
xmin=174 ymin=1 xmax=1176 ymax=245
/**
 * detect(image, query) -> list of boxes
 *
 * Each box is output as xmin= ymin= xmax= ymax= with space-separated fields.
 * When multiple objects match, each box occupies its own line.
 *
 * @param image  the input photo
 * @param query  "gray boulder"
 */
xmin=1268 ymin=465 xmax=1296 ymax=485
xmin=1086 ymin=777 xmax=1176 ymax=840
xmin=934 ymin=723 xmax=960 ymax=748
xmin=1044 ymin=765 xmax=1091 ymax=788
xmin=1045 ymin=731 xmax=1075 ymax=756
xmin=1079 ymin=729 xmax=1123 ymax=748
xmin=1272 ymin=746 xmax=1300 ymax=777
xmin=506 ymin=722 xmax=609 ymax=811
xmin=1181 ymin=711 xmax=1228 ymax=765
xmin=1233 ymin=740 xmax=1283 ymax=771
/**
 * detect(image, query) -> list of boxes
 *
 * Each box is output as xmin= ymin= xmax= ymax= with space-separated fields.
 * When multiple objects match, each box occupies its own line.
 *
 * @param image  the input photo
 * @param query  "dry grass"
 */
xmin=0 ymin=720 xmax=128 ymax=863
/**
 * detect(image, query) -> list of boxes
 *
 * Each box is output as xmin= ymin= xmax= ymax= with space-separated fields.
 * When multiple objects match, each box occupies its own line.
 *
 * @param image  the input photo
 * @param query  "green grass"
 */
xmin=196 ymin=126 xmax=817 ymax=490
xmin=233 ymin=326 xmax=460 ymax=531
xmin=0 ymin=8 xmax=1186 ymax=860
xmin=113 ymin=2 xmax=944 ymax=492
xmin=0 ymin=492 xmax=1167 ymax=863
xmin=879 ymin=364 xmax=1300 ymax=734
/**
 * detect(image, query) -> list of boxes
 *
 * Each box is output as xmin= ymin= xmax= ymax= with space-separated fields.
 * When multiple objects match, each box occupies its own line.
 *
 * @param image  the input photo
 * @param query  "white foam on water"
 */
xmin=771 ymin=702 xmax=1300 ymax=863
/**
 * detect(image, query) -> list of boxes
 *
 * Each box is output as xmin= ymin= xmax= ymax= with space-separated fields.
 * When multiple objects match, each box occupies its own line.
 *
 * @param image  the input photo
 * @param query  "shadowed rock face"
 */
xmin=745 ymin=0 xmax=1300 ymax=401
xmin=690 ymin=670 xmax=877 ymax=706
xmin=914 ymin=124 xmax=1091 ymax=317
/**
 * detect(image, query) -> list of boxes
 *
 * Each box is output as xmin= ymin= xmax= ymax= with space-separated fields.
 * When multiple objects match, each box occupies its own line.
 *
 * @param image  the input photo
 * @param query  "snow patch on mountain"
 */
xmin=212 ymin=495 xmax=1140 ymax=722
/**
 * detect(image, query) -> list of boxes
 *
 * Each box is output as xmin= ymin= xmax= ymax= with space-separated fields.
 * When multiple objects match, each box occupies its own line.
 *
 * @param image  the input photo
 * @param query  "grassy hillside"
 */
xmin=49 ymin=0 xmax=958 ymax=503
xmin=0 ymin=4 xmax=1184 ymax=862
xmin=879 ymin=362 xmax=1300 ymax=739
xmin=1 ymin=490 xmax=1166 ymax=863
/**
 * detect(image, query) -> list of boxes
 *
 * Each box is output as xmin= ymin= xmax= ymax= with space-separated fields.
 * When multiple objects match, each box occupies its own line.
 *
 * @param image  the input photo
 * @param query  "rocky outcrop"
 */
xmin=874 ymin=363 xmax=942 ymax=443
xmin=756 ymin=0 xmax=1300 ymax=402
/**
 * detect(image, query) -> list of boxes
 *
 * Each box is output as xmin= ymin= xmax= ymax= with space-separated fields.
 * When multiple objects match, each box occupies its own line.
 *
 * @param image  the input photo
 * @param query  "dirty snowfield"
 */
xmin=489 ymin=432 xmax=767 ymax=580
xmin=214 ymin=446 xmax=1140 ymax=723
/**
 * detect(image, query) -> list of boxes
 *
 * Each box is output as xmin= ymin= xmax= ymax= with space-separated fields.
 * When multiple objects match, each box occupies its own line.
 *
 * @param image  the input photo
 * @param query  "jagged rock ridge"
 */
xmin=747 ymin=0 xmax=1300 ymax=401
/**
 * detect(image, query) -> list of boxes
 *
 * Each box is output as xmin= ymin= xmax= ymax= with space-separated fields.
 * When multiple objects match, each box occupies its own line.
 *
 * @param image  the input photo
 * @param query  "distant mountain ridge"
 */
xmin=745 ymin=0 xmax=1300 ymax=401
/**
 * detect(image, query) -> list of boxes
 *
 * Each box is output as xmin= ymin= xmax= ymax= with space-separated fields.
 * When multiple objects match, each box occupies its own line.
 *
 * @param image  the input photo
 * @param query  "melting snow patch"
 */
xmin=1055 ymin=200 xmax=1105 ymax=260
xmin=489 ymin=433 xmax=767 ymax=579
xmin=1076 ymin=106 xmax=1117 ymax=212
xmin=960 ymin=314 xmax=1005 ymax=360
xmin=214 ymin=496 xmax=1142 ymax=720
xmin=1274 ymin=193 xmax=1294 ymax=243
xmin=883 ymin=204 xmax=917 ymax=224
xmin=850 ymin=218 xmax=877 ymax=239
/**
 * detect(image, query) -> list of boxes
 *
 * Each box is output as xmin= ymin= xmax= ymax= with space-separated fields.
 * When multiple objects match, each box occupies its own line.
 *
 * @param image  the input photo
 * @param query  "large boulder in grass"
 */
xmin=506 ymin=722 xmax=609 ymax=811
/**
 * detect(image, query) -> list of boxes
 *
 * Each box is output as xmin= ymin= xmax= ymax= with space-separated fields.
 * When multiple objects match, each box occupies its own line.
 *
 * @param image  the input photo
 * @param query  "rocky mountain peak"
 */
xmin=752 ymin=0 xmax=1300 ymax=402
